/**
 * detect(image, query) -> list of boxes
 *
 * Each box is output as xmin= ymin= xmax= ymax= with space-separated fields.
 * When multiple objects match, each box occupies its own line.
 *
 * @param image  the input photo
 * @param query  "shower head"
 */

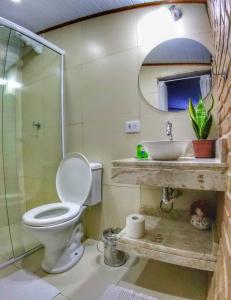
xmin=169 ymin=5 xmax=183 ymax=21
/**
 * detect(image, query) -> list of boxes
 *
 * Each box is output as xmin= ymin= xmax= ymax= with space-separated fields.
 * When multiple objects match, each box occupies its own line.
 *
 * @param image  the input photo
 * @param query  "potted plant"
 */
xmin=188 ymin=95 xmax=215 ymax=158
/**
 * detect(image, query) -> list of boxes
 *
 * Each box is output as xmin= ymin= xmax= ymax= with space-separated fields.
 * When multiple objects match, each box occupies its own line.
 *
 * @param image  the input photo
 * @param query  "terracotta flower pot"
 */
xmin=192 ymin=140 xmax=216 ymax=158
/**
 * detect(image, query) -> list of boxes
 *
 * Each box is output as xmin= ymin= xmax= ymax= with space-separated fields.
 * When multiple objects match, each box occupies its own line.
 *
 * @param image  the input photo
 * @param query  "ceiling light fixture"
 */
xmin=169 ymin=5 xmax=182 ymax=21
xmin=11 ymin=0 xmax=21 ymax=3
xmin=7 ymin=80 xmax=22 ymax=89
xmin=0 ymin=78 xmax=22 ymax=89
xmin=0 ymin=79 xmax=7 ymax=85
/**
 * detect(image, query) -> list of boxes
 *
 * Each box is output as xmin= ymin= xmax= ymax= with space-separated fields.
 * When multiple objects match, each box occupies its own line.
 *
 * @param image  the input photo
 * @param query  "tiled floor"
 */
xmin=0 ymin=239 xmax=209 ymax=300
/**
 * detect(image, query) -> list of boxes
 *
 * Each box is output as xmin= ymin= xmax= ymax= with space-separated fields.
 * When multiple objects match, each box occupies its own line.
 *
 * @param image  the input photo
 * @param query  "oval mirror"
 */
xmin=138 ymin=38 xmax=213 ymax=112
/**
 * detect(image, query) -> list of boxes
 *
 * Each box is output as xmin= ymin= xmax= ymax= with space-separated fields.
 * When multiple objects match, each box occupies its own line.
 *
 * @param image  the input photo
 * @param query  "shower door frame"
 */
xmin=0 ymin=16 xmax=65 ymax=156
xmin=0 ymin=17 xmax=65 ymax=268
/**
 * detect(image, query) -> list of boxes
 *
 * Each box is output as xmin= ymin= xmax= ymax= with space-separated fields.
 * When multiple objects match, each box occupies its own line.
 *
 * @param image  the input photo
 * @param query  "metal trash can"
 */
xmin=102 ymin=228 xmax=126 ymax=267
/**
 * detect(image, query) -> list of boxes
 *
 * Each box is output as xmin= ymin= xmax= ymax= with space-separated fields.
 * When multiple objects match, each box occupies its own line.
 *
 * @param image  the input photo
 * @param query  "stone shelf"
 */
xmin=112 ymin=157 xmax=227 ymax=191
xmin=116 ymin=215 xmax=218 ymax=272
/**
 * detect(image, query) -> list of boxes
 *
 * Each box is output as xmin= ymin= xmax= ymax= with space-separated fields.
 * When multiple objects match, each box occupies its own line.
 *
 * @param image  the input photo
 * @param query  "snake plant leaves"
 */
xmin=201 ymin=114 xmax=212 ymax=139
xmin=208 ymin=94 xmax=214 ymax=115
xmin=188 ymin=96 xmax=214 ymax=140
xmin=188 ymin=98 xmax=197 ymax=123
xmin=191 ymin=118 xmax=200 ymax=139
xmin=196 ymin=97 xmax=207 ymax=135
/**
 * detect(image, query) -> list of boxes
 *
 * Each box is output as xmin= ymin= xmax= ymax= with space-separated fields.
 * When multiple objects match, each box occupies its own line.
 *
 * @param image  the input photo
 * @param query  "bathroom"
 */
xmin=0 ymin=0 xmax=230 ymax=299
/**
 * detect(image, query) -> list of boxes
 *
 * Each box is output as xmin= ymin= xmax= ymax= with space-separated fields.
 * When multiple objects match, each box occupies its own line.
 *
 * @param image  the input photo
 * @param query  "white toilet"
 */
xmin=22 ymin=153 xmax=102 ymax=274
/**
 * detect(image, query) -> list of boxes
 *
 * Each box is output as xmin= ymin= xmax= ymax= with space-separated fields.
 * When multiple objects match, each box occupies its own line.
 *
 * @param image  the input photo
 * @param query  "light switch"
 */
xmin=125 ymin=120 xmax=140 ymax=133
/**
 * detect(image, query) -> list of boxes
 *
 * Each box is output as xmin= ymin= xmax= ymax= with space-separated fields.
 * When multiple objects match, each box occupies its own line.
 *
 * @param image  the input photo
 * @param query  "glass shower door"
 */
xmin=2 ymin=28 xmax=31 ymax=257
xmin=0 ymin=25 xmax=14 ymax=264
xmin=2 ymin=28 xmax=62 ymax=257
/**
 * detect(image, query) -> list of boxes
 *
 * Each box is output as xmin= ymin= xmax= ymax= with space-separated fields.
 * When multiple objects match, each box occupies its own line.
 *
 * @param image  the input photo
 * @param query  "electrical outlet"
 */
xmin=125 ymin=120 xmax=140 ymax=133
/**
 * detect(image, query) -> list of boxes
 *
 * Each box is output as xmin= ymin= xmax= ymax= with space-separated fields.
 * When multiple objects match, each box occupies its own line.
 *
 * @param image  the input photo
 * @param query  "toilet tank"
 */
xmin=85 ymin=162 xmax=102 ymax=206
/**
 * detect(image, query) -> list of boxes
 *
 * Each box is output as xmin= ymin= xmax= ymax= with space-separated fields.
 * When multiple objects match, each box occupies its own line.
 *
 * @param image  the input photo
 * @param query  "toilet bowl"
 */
xmin=22 ymin=152 xmax=102 ymax=274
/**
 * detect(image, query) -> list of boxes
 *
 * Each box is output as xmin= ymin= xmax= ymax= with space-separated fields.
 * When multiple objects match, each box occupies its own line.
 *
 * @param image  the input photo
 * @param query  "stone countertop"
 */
xmin=112 ymin=157 xmax=227 ymax=170
xmin=111 ymin=157 xmax=227 ymax=191
xmin=117 ymin=215 xmax=217 ymax=272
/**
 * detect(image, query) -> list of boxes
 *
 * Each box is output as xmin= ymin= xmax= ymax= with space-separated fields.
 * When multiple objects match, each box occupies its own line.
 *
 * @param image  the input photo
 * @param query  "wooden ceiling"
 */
xmin=0 ymin=0 xmax=206 ymax=33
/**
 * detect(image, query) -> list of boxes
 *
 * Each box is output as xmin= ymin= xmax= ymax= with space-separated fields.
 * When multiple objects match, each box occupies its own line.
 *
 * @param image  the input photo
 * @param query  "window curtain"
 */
xmin=200 ymin=75 xmax=211 ymax=98
xmin=158 ymin=81 xmax=168 ymax=111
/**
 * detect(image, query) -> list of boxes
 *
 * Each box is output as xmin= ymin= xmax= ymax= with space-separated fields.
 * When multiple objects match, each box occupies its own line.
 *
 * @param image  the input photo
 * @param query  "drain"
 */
xmin=152 ymin=233 xmax=163 ymax=243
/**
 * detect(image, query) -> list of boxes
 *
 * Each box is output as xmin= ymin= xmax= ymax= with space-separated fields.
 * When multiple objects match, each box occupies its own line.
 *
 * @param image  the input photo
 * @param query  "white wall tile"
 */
xmin=82 ymin=11 xmax=138 ymax=62
xmin=82 ymin=49 xmax=140 ymax=123
xmin=45 ymin=4 xmax=216 ymax=238
xmin=64 ymin=66 xmax=84 ymax=125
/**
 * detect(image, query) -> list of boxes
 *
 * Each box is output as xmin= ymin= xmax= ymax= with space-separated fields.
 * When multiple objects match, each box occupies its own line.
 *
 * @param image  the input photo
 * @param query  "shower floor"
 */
xmin=0 ymin=224 xmax=12 ymax=262
xmin=0 ymin=222 xmax=39 ymax=264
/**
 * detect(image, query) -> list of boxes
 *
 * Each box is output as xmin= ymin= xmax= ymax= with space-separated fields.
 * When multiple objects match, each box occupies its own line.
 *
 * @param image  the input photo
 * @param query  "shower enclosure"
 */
xmin=0 ymin=18 xmax=64 ymax=266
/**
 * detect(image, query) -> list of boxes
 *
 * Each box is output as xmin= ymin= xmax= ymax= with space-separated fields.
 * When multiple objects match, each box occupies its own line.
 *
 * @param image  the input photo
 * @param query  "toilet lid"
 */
xmin=56 ymin=153 xmax=92 ymax=206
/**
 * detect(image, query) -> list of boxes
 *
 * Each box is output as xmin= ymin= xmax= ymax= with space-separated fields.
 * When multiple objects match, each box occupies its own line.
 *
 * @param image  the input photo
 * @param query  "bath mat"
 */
xmin=100 ymin=285 xmax=161 ymax=300
xmin=0 ymin=269 xmax=60 ymax=300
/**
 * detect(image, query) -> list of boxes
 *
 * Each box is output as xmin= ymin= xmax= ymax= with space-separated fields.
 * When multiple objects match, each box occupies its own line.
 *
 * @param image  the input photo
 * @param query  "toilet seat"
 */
xmin=23 ymin=153 xmax=92 ymax=228
xmin=23 ymin=202 xmax=81 ymax=227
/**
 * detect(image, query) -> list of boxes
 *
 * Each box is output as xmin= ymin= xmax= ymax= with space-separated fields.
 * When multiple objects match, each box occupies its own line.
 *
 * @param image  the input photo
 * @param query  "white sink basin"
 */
xmin=142 ymin=140 xmax=189 ymax=160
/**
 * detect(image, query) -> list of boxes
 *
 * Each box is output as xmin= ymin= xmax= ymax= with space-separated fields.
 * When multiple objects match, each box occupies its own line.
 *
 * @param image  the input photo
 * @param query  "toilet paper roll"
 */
xmin=126 ymin=214 xmax=145 ymax=239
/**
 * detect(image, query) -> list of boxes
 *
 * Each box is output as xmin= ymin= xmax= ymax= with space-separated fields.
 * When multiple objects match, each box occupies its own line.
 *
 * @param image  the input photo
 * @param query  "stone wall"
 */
xmin=207 ymin=0 xmax=231 ymax=299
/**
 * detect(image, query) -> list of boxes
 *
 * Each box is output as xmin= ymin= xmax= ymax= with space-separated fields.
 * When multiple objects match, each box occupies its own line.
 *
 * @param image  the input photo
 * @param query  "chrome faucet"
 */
xmin=160 ymin=187 xmax=182 ymax=212
xmin=166 ymin=121 xmax=173 ymax=141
